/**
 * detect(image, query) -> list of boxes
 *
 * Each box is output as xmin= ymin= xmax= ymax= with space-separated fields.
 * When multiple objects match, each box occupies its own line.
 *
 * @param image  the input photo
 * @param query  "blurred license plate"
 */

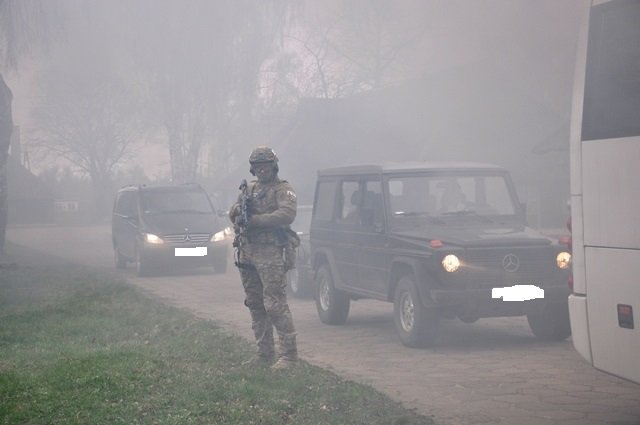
xmin=175 ymin=247 xmax=207 ymax=257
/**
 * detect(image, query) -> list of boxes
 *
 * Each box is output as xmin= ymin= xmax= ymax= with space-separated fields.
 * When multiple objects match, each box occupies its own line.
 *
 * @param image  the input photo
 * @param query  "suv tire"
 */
xmin=527 ymin=303 xmax=571 ymax=341
xmin=393 ymin=276 xmax=439 ymax=348
xmin=288 ymin=268 xmax=310 ymax=298
xmin=315 ymin=264 xmax=350 ymax=325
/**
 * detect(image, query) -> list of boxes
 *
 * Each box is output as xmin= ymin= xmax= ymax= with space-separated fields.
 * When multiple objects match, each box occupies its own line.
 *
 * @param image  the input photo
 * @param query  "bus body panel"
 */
xmin=582 ymin=138 xmax=640 ymax=249
xmin=585 ymin=247 xmax=640 ymax=384
xmin=568 ymin=294 xmax=591 ymax=363
xmin=570 ymin=195 xmax=586 ymax=294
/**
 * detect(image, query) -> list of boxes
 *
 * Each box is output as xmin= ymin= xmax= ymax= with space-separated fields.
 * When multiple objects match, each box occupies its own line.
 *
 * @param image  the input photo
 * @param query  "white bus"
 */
xmin=568 ymin=0 xmax=640 ymax=384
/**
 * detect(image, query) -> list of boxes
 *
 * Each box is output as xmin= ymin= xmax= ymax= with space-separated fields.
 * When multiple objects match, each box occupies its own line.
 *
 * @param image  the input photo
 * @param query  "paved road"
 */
xmin=5 ymin=225 xmax=640 ymax=425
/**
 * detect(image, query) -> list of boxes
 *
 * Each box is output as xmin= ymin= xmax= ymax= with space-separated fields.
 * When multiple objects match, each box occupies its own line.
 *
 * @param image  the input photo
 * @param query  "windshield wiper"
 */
xmin=393 ymin=211 xmax=431 ymax=217
xmin=149 ymin=209 xmax=212 ymax=214
xmin=441 ymin=209 xmax=477 ymax=216
xmin=393 ymin=211 xmax=445 ymax=225
xmin=441 ymin=210 xmax=496 ymax=223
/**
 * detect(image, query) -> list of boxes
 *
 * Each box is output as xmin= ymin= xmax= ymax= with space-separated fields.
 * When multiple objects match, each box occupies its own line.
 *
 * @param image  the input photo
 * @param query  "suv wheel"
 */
xmin=393 ymin=276 xmax=439 ymax=348
xmin=527 ymin=303 xmax=571 ymax=341
xmin=135 ymin=244 xmax=150 ymax=277
xmin=114 ymin=246 xmax=126 ymax=269
xmin=315 ymin=264 xmax=350 ymax=325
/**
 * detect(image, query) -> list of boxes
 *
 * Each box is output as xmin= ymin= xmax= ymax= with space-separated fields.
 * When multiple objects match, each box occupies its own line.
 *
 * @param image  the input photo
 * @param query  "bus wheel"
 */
xmin=527 ymin=303 xmax=571 ymax=341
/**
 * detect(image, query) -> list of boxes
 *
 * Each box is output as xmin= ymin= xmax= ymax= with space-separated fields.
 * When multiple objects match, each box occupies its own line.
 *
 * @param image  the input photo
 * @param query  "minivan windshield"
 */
xmin=141 ymin=189 xmax=214 ymax=215
xmin=387 ymin=174 xmax=517 ymax=221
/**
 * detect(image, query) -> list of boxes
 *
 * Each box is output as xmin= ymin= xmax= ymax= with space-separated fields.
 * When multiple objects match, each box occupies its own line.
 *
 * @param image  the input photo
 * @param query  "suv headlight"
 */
xmin=144 ymin=233 xmax=164 ymax=244
xmin=556 ymin=251 xmax=571 ymax=269
xmin=442 ymin=254 xmax=461 ymax=273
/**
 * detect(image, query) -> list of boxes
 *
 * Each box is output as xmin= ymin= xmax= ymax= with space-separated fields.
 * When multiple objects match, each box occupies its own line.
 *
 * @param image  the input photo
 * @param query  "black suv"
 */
xmin=310 ymin=162 xmax=572 ymax=347
xmin=112 ymin=183 xmax=229 ymax=276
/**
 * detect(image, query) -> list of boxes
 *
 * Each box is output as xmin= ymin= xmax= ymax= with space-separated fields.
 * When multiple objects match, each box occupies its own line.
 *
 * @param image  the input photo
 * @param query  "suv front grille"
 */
xmin=464 ymin=247 xmax=557 ymax=288
xmin=164 ymin=233 xmax=210 ymax=244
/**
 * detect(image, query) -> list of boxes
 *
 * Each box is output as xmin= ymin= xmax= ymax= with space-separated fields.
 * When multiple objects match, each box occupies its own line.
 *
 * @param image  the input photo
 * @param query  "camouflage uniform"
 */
xmin=229 ymin=148 xmax=298 ymax=362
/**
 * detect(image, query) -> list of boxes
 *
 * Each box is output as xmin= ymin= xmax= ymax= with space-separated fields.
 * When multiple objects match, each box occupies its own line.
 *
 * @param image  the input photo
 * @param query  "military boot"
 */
xmin=272 ymin=332 xmax=298 ymax=370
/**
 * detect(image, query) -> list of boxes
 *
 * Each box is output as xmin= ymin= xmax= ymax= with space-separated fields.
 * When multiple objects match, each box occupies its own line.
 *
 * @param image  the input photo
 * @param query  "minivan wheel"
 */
xmin=114 ymin=246 xmax=126 ymax=269
xmin=315 ymin=265 xmax=350 ymax=325
xmin=135 ymin=244 xmax=150 ymax=277
xmin=393 ymin=276 xmax=439 ymax=348
xmin=527 ymin=303 xmax=571 ymax=341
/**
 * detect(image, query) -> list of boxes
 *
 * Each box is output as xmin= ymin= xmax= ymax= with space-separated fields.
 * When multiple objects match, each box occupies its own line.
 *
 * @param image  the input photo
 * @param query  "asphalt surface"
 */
xmin=4 ymin=224 xmax=640 ymax=425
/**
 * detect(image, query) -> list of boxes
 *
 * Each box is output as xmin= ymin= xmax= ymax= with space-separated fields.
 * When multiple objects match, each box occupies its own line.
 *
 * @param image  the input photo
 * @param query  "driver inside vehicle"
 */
xmin=440 ymin=180 xmax=466 ymax=213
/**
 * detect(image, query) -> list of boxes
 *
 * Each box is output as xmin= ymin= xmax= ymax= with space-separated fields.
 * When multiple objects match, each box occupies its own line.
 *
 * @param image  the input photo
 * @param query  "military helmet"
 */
xmin=249 ymin=146 xmax=279 ymax=175
xmin=249 ymin=146 xmax=278 ymax=164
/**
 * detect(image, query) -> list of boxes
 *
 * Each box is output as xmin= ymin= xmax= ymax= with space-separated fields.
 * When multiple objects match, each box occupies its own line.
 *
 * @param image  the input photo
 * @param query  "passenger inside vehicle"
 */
xmin=440 ymin=180 xmax=466 ymax=213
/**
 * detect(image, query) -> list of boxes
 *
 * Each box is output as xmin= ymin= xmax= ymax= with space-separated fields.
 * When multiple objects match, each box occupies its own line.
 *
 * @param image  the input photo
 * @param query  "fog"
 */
xmin=9 ymin=4 xmax=640 ymax=423
xmin=5 ymin=0 xmax=584 ymax=229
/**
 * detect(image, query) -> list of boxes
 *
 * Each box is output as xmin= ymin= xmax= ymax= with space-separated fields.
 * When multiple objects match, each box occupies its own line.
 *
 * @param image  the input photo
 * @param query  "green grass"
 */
xmin=0 ymin=264 xmax=434 ymax=425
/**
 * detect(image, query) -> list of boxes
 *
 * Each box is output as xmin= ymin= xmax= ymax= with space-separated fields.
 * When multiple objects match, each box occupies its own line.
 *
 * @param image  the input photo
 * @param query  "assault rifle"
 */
xmin=233 ymin=179 xmax=250 ymax=249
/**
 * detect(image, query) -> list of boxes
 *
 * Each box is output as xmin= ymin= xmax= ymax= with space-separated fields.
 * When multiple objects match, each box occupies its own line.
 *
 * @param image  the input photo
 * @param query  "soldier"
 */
xmin=229 ymin=146 xmax=299 ymax=369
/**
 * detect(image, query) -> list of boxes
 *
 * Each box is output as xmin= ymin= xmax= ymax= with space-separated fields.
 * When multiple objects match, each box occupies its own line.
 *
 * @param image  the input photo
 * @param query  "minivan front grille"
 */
xmin=164 ymin=233 xmax=210 ymax=244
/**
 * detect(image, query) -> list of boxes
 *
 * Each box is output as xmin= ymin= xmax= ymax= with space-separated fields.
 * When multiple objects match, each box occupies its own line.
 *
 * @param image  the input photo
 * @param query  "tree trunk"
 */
xmin=0 ymin=73 xmax=14 ymax=254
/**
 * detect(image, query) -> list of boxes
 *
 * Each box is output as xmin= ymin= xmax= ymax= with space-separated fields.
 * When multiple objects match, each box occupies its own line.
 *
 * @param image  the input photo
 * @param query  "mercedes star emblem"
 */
xmin=502 ymin=253 xmax=520 ymax=272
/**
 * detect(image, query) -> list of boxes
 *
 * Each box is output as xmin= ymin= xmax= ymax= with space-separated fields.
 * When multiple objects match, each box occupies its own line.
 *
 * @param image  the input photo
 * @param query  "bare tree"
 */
xmin=31 ymin=31 xmax=146 ymax=220
xmin=123 ymin=0 xmax=297 ymax=183
xmin=32 ymin=80 xmax=144 ymax=219
xmin=268 ymin=0 xmax=430 ymax=103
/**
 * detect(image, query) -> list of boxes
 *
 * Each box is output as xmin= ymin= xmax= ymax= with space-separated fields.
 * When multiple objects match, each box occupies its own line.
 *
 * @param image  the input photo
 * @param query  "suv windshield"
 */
xmin=141 ymin=189 xmax=214 ymax=215
xmin=387 ymin=173 xmax=516 ymax=220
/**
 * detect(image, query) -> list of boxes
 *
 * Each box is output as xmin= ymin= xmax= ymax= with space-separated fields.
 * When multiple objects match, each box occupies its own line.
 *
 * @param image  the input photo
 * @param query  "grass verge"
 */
xmin=0 ymin=263 xmax=434 ymax=424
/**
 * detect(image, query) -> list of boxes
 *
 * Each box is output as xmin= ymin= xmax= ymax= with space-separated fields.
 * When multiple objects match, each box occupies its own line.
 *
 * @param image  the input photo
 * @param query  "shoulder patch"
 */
xmin=286 ymin=190 xmax=297 ymax=201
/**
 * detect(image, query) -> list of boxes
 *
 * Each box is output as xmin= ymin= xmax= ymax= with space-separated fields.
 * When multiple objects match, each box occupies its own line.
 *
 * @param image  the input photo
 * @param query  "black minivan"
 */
xmin=112 ymin=183 xmax=230 ymax=276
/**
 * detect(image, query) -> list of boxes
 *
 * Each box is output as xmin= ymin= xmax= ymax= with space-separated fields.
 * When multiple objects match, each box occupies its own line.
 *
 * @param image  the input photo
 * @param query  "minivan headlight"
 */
xmin=211 ymin=227 xmax=232 ymax=242
xmin=211 ymin=230 xmax=226 ymax=242
xmin=556 ymin=251 xmax=572 ymax=269
xmin=144 ymin=233 xmax=164 ymax=244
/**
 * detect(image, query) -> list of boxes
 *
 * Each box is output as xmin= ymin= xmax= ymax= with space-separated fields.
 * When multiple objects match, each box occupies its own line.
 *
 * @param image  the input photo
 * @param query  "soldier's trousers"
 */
xmin=239 ymin=257 xmax=297 ymax=360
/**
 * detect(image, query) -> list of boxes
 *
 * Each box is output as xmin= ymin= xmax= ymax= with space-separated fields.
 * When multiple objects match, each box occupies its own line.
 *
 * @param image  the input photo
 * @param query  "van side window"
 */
xmin=339 ymin=181 xmax=360 ymax=223
xmin=314 ymin=181 xmax=337 ymax=221
xmin=362 ymin=180 xmax=383 ymax=227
